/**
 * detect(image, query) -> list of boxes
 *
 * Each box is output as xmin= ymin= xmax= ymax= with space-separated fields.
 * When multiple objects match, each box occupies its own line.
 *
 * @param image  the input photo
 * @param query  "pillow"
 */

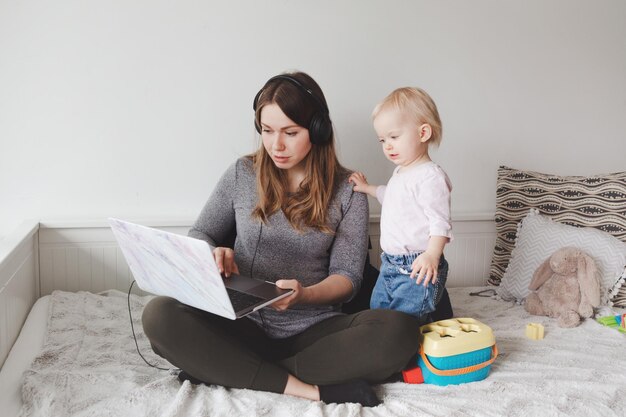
xmin=488 ymin=166 xmax=626 ymax=286
xmin=497 ymin=210 xmax=626 ymax=306
xmin=609 ymin=267 xmax=626 ymax=307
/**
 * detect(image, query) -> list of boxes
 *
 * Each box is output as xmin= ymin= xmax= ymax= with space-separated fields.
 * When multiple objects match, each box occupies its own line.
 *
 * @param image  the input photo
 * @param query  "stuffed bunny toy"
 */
xmin=524 ymin=246 xmax=601 ymax=328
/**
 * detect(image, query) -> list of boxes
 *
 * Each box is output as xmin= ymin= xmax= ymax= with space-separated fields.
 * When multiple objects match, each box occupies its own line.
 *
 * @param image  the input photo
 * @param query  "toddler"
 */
xmin=349 ymin=87 xmax=452 ymax=322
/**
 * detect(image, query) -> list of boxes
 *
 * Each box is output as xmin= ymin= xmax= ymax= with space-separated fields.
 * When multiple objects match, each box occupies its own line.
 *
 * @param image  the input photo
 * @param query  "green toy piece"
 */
xmin=596 ymin=314 xmax=626 ymax=334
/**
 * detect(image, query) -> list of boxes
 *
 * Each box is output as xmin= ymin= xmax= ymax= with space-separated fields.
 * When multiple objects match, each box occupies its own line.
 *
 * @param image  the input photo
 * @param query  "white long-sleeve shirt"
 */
xmin=376 ymin=161 xmax=453 ymax=255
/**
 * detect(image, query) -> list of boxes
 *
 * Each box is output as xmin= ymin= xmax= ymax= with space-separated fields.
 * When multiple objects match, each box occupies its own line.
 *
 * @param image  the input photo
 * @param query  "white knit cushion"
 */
xmin=498 ymin=210 xmax=626 ymax=306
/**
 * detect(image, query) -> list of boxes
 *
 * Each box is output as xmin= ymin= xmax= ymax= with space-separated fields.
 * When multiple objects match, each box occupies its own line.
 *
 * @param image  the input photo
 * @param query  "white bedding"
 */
xmin=4 ymin=288 xmax=626 ymax=417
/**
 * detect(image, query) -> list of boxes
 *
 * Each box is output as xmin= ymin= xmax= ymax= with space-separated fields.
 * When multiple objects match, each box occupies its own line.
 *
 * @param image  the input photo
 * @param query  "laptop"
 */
xmin=108 ymin=218 xmax=293 ymax=319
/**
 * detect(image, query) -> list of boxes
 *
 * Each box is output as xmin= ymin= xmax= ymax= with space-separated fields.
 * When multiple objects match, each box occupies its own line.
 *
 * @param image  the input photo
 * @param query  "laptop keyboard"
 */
xmin=226 ymin=288 xmax=266 ymax=312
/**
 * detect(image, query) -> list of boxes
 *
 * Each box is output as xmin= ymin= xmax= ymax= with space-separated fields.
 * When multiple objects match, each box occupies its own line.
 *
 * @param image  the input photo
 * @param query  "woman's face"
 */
xmin=260 ymin=103 xmax=312 ymax=174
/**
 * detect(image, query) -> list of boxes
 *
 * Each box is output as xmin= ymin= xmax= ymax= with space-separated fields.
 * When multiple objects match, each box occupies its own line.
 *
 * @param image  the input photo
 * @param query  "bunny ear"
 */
xmin=578 ymin=254 xmax=601 ymax=307
xmin=529 ymin=257 xmax=552 ymax=290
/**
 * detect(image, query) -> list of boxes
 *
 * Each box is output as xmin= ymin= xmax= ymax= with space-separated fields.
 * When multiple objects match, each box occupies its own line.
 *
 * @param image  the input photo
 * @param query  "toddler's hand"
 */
xmin=348 ymin=172 xmax=369 ymax=193
xmin=410 ymin=252 xmax=440 ymax=286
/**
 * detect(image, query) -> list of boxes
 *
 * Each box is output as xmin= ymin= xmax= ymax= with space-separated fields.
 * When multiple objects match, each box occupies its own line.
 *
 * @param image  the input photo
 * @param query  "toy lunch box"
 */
xmin=403 ymin=318 xmax=498 ymax=386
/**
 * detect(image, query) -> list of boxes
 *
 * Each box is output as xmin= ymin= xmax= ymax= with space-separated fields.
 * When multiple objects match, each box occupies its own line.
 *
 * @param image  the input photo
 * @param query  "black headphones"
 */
xmin=253 ymin=75 xmax=333 ymax=146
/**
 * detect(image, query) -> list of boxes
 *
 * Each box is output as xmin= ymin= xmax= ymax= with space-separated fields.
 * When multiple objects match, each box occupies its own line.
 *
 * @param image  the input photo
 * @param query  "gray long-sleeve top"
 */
xmin=189 ymin=157 xmax=369 ymax=338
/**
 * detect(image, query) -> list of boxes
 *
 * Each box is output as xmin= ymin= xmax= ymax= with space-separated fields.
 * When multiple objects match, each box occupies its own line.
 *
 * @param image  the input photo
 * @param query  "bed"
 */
xmin=1 ymin=219 xmax=625 ymax=417
xmin=2 ymin=287 xmax=626 ymax=417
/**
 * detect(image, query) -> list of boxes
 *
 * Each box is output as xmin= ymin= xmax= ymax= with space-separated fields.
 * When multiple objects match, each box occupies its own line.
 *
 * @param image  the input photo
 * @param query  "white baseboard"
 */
xmin=37 ymin=218 xmax=495 ymax=295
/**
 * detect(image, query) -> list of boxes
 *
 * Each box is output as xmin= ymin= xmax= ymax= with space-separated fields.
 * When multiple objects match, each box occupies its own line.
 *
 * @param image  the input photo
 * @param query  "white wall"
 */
xmin=1 ymin=0 xmax=625 ymax=237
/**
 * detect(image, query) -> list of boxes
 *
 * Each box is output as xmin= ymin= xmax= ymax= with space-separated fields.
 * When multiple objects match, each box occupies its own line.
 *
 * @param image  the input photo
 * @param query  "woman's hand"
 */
xmin=410 ymin=252 xmax=440 ymax=286
xmin=271 ymin=279 xmax=308 ymax=311
xmin=212 ymin=247 xmax=239 ymax=277
xmin=271 ymin=275 xmax=352 ymax=311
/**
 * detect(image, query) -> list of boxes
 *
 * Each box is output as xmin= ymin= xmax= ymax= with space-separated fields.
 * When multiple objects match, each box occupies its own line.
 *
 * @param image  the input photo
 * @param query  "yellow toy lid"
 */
xmin=419 ymin=318 xmax=495 ymax=357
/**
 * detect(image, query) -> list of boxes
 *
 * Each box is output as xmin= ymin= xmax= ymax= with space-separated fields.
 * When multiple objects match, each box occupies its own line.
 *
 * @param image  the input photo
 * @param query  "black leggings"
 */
xmin=142 ymin=296 xmax=421 ymax=393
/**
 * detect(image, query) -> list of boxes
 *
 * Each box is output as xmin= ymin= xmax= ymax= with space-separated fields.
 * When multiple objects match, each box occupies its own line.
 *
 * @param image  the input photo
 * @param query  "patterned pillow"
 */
xmin=488 ymin=166 xmax=626 ymax=286
xmin=498 ymin=210 xmax=626 ymax=306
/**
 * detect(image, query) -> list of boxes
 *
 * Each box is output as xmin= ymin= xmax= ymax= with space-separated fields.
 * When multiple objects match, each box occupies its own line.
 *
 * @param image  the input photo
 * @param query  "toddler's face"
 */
xmin=373 ymin=109 xmax=431 ymax=168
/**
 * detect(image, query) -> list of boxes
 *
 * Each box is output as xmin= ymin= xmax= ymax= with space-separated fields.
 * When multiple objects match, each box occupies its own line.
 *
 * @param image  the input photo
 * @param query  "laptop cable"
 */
xmin=127 ymin=280 xmax=174 ymax=371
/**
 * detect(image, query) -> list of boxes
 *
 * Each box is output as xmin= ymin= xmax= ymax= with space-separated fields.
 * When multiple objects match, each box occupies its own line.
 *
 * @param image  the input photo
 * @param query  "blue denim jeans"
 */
xmin=370 ymin=252 xmax=448 ymax=321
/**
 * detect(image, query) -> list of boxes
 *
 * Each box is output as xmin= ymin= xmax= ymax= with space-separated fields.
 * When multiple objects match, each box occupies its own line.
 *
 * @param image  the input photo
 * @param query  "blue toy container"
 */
xmin=404 ymin=318 xmax=498 ymax=386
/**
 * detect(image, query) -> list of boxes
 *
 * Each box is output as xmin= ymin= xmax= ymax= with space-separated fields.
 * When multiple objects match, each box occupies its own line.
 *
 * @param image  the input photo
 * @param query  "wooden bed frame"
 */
xmin=0 ymin=215 xmax=496 ymax=369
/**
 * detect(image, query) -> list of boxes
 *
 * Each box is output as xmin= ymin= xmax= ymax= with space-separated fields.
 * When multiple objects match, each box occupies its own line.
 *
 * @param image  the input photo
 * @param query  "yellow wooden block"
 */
xmin=525 ymin=323 xmax=544 ymax=340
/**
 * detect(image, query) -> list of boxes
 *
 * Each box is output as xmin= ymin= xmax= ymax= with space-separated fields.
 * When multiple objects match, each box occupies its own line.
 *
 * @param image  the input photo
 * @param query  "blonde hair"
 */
xmin=250 ymin=72 xmax=344 ymax=234
xmin=372 ymin=87 xmax=443 ymax=146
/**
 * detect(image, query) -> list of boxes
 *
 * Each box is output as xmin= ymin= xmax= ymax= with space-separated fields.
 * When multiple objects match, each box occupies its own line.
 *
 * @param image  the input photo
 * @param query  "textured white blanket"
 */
xmin=19 ymin=288 xmax=626 ymax=417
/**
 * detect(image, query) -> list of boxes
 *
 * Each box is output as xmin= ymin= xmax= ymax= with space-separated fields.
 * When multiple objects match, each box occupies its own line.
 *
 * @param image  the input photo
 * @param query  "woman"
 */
xmin=142 ymin=71 xmax=420 ymax=407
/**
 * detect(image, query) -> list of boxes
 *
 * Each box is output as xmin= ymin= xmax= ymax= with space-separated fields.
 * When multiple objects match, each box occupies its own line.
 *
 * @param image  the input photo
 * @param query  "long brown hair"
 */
xmin=250 ymin=71 xmax=344 ymax=234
